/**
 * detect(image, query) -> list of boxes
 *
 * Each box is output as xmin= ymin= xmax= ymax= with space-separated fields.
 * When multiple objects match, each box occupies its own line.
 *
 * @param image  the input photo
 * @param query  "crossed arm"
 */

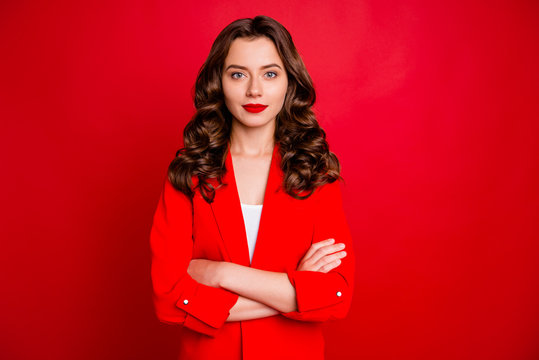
xmin=151 ymin=178 xmax=354 ymax=335
xmin=187 ymin=238 xmax=348 ymax=322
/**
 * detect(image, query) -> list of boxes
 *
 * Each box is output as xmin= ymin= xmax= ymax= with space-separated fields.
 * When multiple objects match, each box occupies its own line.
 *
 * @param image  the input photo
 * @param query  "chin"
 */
xmin=234 ymin=115 xmax=275 ymax=129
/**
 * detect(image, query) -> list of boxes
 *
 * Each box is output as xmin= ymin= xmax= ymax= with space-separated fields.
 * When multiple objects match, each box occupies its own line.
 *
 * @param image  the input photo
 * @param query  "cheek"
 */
xmin=269 ymin=88 xmax=287 ymax=108
xmin=223 ymin=83 xmax=242 ymax=104
xmin=221 ymin=82 xmax=231 ymax=100
xmin=272 ymin=80 xmax=288 ymax=101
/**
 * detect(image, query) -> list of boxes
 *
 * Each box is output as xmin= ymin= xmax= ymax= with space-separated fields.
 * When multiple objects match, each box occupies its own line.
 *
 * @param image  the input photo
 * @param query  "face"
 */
xmin=221 ymin=36 xmax=288 ymax=130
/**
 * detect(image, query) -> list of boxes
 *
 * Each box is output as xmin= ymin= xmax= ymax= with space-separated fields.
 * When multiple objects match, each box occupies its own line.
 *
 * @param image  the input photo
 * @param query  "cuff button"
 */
xmin=183 ymin=299 xmax=189 ymax=305
xmin=336 ymin=291 xmax=342 ymax=297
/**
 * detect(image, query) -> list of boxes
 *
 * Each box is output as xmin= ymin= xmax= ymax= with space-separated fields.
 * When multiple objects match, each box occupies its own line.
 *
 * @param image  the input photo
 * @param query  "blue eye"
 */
xmin=231 ymin=72 xmax=244 ymax=79
xmin=230 ymin=71 xmax=278 ymax=79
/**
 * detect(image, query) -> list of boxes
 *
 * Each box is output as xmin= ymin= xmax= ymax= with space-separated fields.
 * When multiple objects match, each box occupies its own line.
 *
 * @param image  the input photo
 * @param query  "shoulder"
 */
xmin=161 ymin=173 xmax=199 ymax=202
xmin=311 ymin=179 xmax=344 ymax=204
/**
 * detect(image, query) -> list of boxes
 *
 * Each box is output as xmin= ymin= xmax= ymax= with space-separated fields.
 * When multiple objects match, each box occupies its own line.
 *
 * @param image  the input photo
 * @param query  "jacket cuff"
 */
xmin=285 ymin=269 xmax=348 ymax=312
xmin=175 ymin=277 xmax=239 ymax=331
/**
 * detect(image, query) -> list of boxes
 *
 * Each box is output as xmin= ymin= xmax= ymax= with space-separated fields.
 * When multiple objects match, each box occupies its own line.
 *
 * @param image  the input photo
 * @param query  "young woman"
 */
xmin=150 ymin=15 xmax=355 ymax=360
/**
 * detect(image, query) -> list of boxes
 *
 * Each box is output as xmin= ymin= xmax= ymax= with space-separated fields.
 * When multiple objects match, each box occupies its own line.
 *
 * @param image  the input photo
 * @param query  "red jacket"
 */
xmin=150 ymin=142 xmax=355 ymax=360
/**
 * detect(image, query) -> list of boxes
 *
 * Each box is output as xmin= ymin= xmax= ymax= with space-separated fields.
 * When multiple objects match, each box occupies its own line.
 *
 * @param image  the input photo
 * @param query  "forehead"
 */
xmin=224 ymin=37 xmax=283 ymax=68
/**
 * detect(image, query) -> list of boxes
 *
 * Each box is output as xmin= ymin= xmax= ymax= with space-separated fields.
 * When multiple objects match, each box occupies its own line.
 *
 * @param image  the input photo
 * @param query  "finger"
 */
xmin=309 ymin=250 xmax=346 ymax=272
xmin=309 ymin=243 xmax=346 ymax=265
xmin=301 ymin=238 xmax=335 ymax=262
xmin=314 ymin=251 xmax=347 ymax=270
xmin=303 ymin=238 xmax=335 ymax=262
xmin=298 ymin=250 xmax=346 ymax=272
xmin=318 ymin=258 xmax=342 ymax=273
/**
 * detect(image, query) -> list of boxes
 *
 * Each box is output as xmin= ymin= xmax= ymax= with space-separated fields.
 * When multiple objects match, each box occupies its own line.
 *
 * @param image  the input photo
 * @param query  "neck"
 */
xmin=229 ymin=120 xmax=275 ymax=157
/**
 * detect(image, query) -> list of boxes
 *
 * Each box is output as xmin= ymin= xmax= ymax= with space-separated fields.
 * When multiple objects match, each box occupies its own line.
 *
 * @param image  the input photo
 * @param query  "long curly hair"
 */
xmin=168 ymin=15 xmax=342 ymax=203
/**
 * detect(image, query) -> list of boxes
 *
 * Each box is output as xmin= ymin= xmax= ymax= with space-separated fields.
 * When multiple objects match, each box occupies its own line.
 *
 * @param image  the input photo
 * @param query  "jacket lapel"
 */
xmin=209 ymin=141 xmax=283 ymax=267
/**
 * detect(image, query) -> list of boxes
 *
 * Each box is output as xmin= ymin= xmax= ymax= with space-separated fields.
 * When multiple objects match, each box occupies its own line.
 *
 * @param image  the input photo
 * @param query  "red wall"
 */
xmin=1 ymin=1 xmax=538 ymax=359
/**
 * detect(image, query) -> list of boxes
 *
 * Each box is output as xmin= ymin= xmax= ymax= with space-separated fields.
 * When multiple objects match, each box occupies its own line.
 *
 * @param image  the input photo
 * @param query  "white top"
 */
xmin=240 ymin=203 xmax=263 ymax=263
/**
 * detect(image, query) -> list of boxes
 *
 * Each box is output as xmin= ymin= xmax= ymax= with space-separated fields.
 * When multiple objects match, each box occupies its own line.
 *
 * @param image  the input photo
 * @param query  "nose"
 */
xmin=246 ymin=76 xmax=262 ymax=97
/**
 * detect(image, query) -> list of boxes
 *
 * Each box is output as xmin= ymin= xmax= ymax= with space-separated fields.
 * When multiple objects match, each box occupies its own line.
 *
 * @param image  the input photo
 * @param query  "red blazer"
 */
xmin=150 ymin=142 xmax=355 ymax=360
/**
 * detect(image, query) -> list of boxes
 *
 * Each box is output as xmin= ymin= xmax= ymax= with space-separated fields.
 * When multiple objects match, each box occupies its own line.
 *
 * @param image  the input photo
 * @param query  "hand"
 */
xmin=187 ymin=258 xmax=222 ymax=288
xmin=297 ymin=238 xmax=347 ymax=273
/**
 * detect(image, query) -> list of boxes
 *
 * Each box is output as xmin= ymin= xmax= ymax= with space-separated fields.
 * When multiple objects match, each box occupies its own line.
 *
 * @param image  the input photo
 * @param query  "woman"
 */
xmin=150 ymin=15 xmax=355 ymax=360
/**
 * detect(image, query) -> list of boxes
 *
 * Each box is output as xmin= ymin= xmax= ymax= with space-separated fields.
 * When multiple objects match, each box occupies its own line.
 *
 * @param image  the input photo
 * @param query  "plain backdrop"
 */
xmin=1 ymin=1 xmax=538 ymax=359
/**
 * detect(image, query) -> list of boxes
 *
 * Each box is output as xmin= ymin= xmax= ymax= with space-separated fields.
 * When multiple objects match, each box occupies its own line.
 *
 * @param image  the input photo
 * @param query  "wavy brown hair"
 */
xmin=168 ymin=15 xmax=343 ymax=203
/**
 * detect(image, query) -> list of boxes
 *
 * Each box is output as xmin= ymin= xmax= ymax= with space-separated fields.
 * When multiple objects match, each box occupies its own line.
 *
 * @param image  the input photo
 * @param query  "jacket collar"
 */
xmin=209 ymin=141 xmax=283 ymax=267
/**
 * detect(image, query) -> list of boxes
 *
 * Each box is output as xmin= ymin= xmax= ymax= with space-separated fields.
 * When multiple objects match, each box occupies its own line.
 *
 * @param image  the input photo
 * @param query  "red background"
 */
xmin=1 ymin=1 xmax=538 ymax=359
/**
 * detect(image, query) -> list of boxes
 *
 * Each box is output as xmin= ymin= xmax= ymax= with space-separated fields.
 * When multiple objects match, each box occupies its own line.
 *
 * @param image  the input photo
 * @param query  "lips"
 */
xmin=242 ymin=104 xmax=268 ymax=113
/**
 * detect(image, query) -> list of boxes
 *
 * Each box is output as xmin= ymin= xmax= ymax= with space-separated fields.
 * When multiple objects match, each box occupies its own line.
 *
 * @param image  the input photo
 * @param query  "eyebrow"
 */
xmin=225 ymin=63 xmax=283 ymax=71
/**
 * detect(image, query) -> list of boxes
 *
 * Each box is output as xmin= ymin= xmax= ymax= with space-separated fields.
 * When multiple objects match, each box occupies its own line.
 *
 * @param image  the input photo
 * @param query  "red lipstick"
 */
xmin=242 ymin=103 xmax=268 ymax=113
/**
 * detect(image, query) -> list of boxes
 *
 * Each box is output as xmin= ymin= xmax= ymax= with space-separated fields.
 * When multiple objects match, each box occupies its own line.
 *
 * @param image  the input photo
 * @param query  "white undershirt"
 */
xmin=240 ymin=203 xmax=263 ymax=263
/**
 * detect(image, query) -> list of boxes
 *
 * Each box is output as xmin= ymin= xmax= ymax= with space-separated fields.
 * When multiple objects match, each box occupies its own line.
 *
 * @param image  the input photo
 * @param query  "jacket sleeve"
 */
xmin=281 ymin=179 xmax=356 ymax=322
xmin=150 ymin=176 xmax=239 ymax=337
